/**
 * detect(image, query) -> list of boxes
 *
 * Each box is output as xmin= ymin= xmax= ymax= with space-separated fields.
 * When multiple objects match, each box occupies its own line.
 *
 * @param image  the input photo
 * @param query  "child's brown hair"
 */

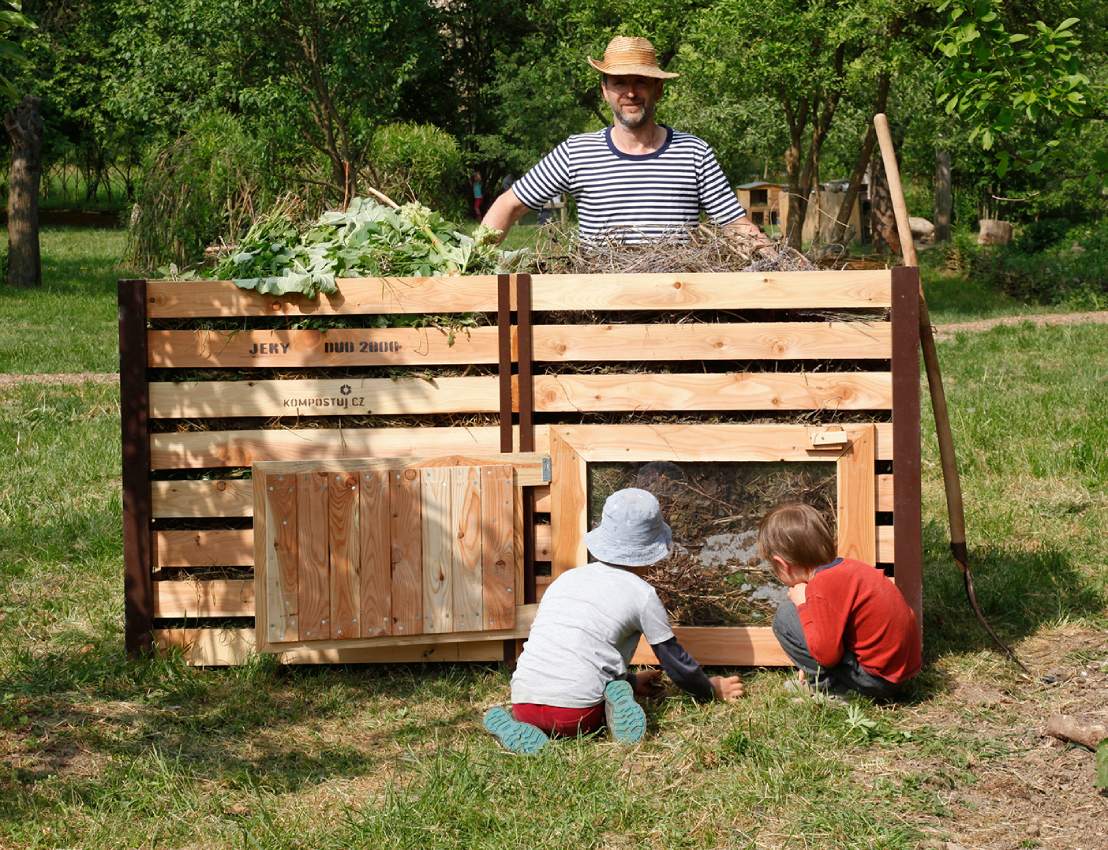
xmin=757 ymin=502 xmax=837 ymax=569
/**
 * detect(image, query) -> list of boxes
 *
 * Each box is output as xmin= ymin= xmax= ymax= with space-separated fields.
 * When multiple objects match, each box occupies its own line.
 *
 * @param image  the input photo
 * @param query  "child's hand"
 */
xmin=710 ymin=675 xmax=745 ymax=702
xmin=787 ymin=581 xmax=808 ymax=605
xmin=633 ymin=669 xmax=666 ymax=697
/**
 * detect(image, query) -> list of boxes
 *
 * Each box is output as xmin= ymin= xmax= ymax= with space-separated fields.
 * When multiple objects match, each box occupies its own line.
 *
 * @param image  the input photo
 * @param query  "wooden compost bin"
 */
xmin=120 ymin=268 xmax=922 ymax=666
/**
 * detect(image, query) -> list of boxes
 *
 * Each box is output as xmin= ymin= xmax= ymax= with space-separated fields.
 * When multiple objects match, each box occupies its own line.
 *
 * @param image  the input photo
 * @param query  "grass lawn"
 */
xmin=0 ymin=228 xmax=1105 ymax=848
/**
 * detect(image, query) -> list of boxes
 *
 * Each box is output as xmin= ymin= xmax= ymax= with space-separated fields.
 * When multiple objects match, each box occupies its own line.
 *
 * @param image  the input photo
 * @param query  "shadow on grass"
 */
xmin=0 ymin=643 xmax=504 ymax=809
xmin=919 ymin=520 xmax=1105 ymax=664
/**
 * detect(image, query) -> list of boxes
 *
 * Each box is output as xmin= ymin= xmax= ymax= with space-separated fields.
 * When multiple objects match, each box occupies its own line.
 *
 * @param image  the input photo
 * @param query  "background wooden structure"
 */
xmin=120 ymin=267 xmax=921 ymax=666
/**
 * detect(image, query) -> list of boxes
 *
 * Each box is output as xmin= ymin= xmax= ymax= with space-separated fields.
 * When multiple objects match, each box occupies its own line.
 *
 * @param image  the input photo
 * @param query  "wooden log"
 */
xmin=1046 ymin=714 xmax=1108 ymax=750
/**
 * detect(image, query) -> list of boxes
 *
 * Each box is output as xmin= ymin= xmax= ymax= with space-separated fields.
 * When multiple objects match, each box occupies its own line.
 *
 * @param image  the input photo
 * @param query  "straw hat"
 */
xmin=584 ymin=488 xmax=673 ymax=567
xmin=587 ymin=36 xmax=679 ymax=80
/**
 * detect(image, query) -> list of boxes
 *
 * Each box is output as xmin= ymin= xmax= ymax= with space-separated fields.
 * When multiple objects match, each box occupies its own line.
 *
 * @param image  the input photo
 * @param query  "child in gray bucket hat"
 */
xmin=483 ymin=487 xmax=744 ymax=754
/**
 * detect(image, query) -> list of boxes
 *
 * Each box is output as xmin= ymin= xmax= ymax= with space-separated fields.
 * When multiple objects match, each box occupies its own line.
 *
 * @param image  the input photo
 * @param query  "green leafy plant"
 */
xmin=211 ymin=196 xmax=525 ymax=298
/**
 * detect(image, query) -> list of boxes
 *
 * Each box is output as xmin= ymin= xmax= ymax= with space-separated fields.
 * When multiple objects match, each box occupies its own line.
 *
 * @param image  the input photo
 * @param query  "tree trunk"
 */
xmin=935 ymin=151 xmax=952 ymax=243
xmin=829 ymin=73 xmax=890 ymax=247
xmin=5 ymin=94 xmax=43 ymax=288
xmin=869 ymin=153 xmax=899 ymax=256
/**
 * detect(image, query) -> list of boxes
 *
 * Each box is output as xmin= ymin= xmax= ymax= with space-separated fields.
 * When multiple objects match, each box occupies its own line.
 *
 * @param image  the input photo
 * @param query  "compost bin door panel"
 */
xmin=257 ymin=463 xmax=517 ymax=646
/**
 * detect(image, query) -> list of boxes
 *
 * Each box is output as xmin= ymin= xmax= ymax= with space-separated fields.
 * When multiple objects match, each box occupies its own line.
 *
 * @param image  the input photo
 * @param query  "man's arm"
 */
xmin=481 ymin=187 xmax=532 ymax=244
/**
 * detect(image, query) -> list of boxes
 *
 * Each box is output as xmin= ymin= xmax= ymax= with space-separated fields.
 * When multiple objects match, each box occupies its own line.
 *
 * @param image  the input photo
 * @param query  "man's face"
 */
xmin=602 ymin=74 xmax=664 ymax=131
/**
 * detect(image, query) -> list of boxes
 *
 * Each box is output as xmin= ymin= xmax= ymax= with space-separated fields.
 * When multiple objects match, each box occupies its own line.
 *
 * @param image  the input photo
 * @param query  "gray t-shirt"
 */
xmin=510 ymin=561 xmax=675 ymax=708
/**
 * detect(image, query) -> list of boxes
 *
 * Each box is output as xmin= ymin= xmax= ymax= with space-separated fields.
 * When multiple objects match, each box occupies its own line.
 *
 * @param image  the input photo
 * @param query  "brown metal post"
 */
xmin=891 ymin=266 xmax=923 ymax=637
xmin=515 ymin=273 xmax=536 ymax=605
xmin=119 ymin=279 xmax=154 ymax=658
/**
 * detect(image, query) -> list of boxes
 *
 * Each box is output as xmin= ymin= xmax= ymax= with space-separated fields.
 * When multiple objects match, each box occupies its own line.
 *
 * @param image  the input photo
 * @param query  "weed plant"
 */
xmin=0 ymin=228 xmax=1105 ymax=848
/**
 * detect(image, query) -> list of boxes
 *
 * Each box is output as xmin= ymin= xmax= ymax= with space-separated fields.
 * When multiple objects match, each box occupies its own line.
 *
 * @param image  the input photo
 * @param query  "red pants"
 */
xmin=512 ymin=702 xmax=605 ymax=737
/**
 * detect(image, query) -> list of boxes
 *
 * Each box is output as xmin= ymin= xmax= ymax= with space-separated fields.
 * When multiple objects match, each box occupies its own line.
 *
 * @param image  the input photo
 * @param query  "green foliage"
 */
xmin=935 ymin=1 xmax=1102 ymax=176
xmin=211 ymin=196 xmax=525 ymax=298
xmin=941 ymin=217 xmax=1108 ymax=307
xmin=126 ymin=111 xmax=273 ymax=270
xmin=0 ymin=0 xmax=33 ymax=102
xmin=368 ymin=123 xmax=467 ymax=219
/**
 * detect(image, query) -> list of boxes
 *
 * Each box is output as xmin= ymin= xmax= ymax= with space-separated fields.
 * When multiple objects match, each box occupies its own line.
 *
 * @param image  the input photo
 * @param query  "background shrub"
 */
xmin=366 ymin=123 xmax=466 ymax=221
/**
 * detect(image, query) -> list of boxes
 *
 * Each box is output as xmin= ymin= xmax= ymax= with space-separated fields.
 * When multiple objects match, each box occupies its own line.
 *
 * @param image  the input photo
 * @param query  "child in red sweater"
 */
xmin=760 ymin=502 xmax=921 ymax=699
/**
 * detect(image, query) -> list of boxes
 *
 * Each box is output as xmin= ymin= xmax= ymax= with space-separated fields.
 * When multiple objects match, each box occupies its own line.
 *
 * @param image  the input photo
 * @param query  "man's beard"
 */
xmin=613 ymin=101 xmax=653 ymax=130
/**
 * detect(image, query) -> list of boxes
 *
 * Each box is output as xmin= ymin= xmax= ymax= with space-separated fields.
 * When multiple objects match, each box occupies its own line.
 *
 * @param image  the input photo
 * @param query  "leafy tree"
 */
xmin=935 ymin=0 xmax=1106 ymax=177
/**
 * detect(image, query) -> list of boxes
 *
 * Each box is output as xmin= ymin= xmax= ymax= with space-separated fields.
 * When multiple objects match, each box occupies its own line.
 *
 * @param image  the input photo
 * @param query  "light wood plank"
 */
xmin=359 ymin=469 xmax=392 ymax=637
xmin=146 ymin=271 xmax=891 ymax=319
xmin=530 ymin=322 xmax=893 ymax=362
xmin=876 ymin=474 xmax=894 ymax=512
xmin=420 ymin=467 xmax=454 ymax=635
xmin=328 ymin=470 xmax=360 ymax=640
xmin=265 ymin=472 xmax=299 ymax=642
xmin=531 ymin=373 xmax=893 ymax=412
xmin=631 ymin=626 xmax=790 ymax=667
xmin=150 ymin=426 xmax=552 ymax=470
xmin=297 ymin=471 xmax=330 ymax=641
xmin=452 ymin=466 xmax=484 ymax=633
xmin=153 ymin=580 xmax=254 ymax=618
xmin=390 ymin=468 xmax=423 ymax=636
xmin=253 ymin=452 xmax=548 ymax=486
xmin=156 ymin=629 xmax=513 ymax=666
xmin=838 ymin=426 xmax=877 ymax=565
xmin=481 ymin=465 xmax=515 ymax=630
xmin=148 ymin=327 xmax=501 ymax=368
xmin=528 ymin=270 xmax=893 ymax=311
xmin=146 ymin=276 xmax=504 ymax=319
xmin=152 ymin=480 xmax=253 ymax=518
xmin=149 ymin=376 xmax=500 ymax=419
xmin=155 ymin=529 xmax=254 ymax=567
xmin=549 ymin=430 xmax=588 ymax=579
xmin=548 ymin=423 xmax=895 ymax=463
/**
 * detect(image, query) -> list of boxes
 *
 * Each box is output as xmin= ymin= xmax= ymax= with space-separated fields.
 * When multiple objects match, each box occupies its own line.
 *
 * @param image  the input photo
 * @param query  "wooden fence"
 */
xmin=120 ymin=268 xmax=921 ymax=666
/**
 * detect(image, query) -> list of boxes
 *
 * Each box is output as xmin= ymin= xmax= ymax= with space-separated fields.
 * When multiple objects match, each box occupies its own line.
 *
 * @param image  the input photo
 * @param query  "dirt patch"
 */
xmin=933 ymin=310 xmax=1108 ymax=339
xmin=902 ymin=627 xmax=1108 ymax=849
xmin=0 ymin=373 xmax=116 ymax=389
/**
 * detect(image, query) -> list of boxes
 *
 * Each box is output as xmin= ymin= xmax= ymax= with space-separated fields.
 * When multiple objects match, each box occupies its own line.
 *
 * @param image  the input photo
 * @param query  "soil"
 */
xmin=904 ymin=627 xmax=1108 ymax=850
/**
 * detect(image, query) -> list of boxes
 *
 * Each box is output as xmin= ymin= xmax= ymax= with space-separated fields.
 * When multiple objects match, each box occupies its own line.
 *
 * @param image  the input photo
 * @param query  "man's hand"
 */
xmin=710 ymin=675 xmax=745 ymax=702
xmin=787 ymin=581 xmax=808 ymax=606
xmin=632 ymin=668 xmax=666 ymax=697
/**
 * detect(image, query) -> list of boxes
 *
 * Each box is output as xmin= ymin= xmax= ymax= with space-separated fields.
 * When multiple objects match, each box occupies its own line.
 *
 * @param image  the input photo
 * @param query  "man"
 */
xmin=482 ymin=35 xmax=771 ymax=248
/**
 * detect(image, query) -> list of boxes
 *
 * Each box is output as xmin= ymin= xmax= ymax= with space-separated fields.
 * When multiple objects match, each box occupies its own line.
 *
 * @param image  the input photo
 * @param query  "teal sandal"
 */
xmin=604 ymin=680 xmax=646 ymax=744
xmin=482 ymin=707 xmax=549 ymax=755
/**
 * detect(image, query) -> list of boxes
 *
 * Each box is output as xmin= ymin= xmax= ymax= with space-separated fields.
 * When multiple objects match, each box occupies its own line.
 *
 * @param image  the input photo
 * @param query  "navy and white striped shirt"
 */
xmin=512 ymin=126 xmax=746 ymax=243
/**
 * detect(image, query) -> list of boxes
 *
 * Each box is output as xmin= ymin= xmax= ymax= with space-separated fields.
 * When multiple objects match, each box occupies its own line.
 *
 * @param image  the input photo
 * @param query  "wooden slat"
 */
xmin=146 ymin=277 xmax=504 ymax=319
xmin=145 ymin=271 xmax=892 ymax=319
xmin=531 ymin=373 xmax=893 ymax=412
xmin=154 ymin=580 xmax=254 ymax=618
xmin=390 ymin=468 xmax=422 ymax=636
xmin=631 ymin=626 xmax=790 ymax=667
xmin=530 ymin=322 xmax=893 ymax=362
xmin=156 ymin=629 xmax=515 ymax=666
xmin=549 ymin=431 xmax=587 ymax=578
xmin=152 ymin=480 xmax=253 ymax=518
xmin=150 ymin=426 xmax=551 ymax=470
xmin=297 ymin=471 xmax=330 ymax=641
xmin=452 ymin=466 xmax=483 ymax=633
xmin=253 ymin=452 xmax=549 ymax=485
xmin=421 ymin=467 xmax=454 ymax=635
xmin=359 ymin=469 xmax=392 ymax=637
xmin=265 ymin=472 xmax=299 ymax=642
xmin=148 ymin=327 xmax=501 ymax=368
xmin=149 ymin=376 xmax=500 ymax=419
xmin=528 ymin=270 xmax=893 ymax=311
xmin=328 ymin=471 xmax=360 ymax=640
xmin=837 ymin=426 xmax=877 ymax=565
xmin=482 ymin=465 xmax=515 ymax=630
xmin=548 ymin=423 xmax=895 ymax=463
xmin=876 ymin=474 xmax=894 ymax=512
